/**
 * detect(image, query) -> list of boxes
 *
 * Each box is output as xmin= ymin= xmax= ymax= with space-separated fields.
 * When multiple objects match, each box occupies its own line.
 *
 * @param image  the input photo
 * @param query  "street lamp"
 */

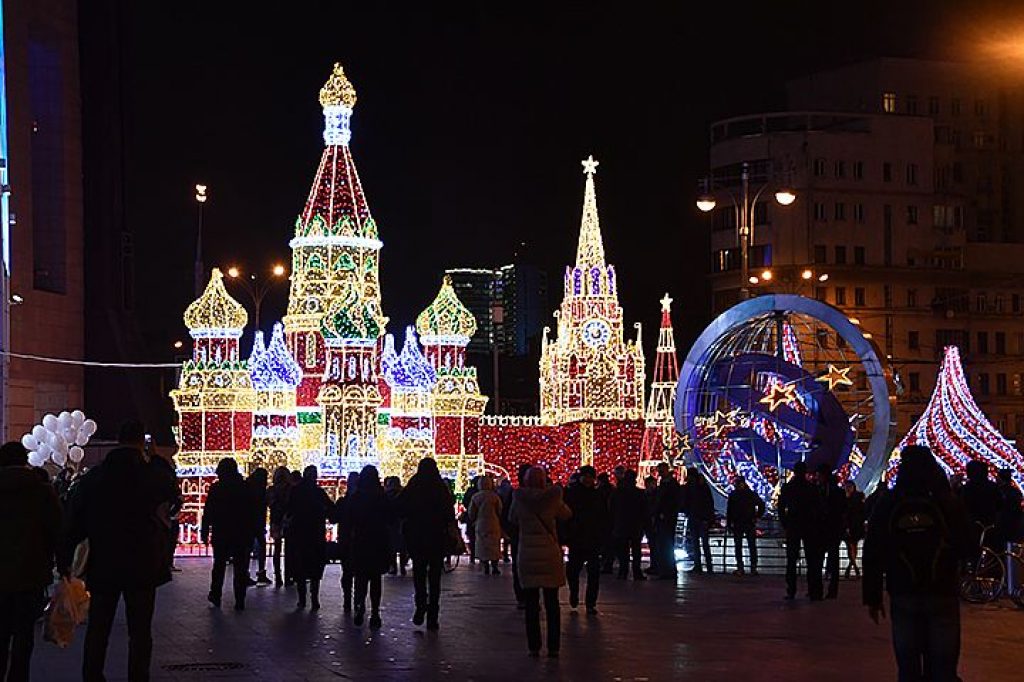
xmin=224 ymin=264 xmax=288 ymax=330
xmin=696 ymin=162 xmax=796 ymax=300
xmin=194 ymin=184 xmax=208 ymax=297
xmin=747 ymin=266 xmax=828 ymax=294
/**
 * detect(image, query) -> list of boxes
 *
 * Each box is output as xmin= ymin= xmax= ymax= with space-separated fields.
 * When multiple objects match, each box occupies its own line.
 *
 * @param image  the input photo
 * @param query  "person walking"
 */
xmin=397 ymin=458 xmax=454 ymax=630
xmin=461 ymin=476 xmax=480 ymax=564
xmin=503 ymin=463 xmax=533 ymax=608
xmin=497 ymin=477 xmax=514 ymax=563
xmin=564 ymin=466 xmax=609 ymax=613
xmin=863 ymin=445 xmax=970 ymax=682
xmin=994 ymin=468 xmax=1023 ymax=549
xmin=510 ymin=467 xmax=572 ymax=657
xmin=779 ymin=461 xmax=824 ymax=600
xmin=334 ymin=471 xmax=360 ymax=611
xmin=468 ymin=475 xmax=504 ymax=575
xmin=651 ymin=463 xmax=682 ymax=579
xmin=843 ymin=481 xmax=866 ymax=578
xmin=266 ymin=466 xmax=292 ymax=587
xmin=642 ymin=475 xmax=660 ymax=575
xmin=383 ymin=476 xmax=408 ymax=576
xmin=285 ymin=466 xmax=331 ymax=610
xmin=0 ymin=442 xmax=61 ymax=682
xmin=818 ymin=466 xmax=846 ymax=599
xmin=59 ymin=421 xmax=179 ymax=682
xmin=610 ymin=470 xmax=647 ymax=580
xmin=597 ymin=470 xmax=617 ymax=575
xmin=960 ymin=460 xmax=1002 ymax=559
xmin=683 ymin=468 xmax=715 ymax=574
xmin=346 ymin=465 xmax=392 ymax=628
xmin=726 ymin=475 xmax=764 ymax=576
xmin=246 ymin=467 xmax=271 ymax=585
xmin=201 ymin=458 xmax=256 ymax=610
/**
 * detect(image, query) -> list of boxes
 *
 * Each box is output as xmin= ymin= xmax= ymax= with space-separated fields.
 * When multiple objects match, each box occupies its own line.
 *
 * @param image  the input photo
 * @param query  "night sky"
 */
xmin=116 ymin=1 xmax=997 ymax=359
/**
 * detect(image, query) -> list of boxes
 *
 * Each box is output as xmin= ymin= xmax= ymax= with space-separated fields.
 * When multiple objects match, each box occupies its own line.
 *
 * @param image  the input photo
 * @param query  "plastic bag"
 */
xmin=44 ymin=577 xmax=90 ymax=649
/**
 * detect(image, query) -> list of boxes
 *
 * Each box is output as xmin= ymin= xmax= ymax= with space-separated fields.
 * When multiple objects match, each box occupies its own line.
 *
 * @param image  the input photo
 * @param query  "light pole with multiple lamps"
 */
xmin=225 ymin=264 xmax=288 ymax=331
xmin=697 ymin=161 xmax=796 ymax=300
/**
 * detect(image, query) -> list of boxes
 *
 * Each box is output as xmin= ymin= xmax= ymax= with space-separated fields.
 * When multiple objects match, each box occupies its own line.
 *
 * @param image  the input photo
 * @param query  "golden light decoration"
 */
xmin=319 ymin=62 xmax=358 ymax=109
xmin=416 ymin=275 xmax=478 ymax=342
xmin=706 ymin=408 xmax=739 ymax=439
xmin=816 ymin=363 xmax=854 ymax=391
xmin=184 ymin=268 xmax=248 ymax=333
xmin=760 ymin=382 xmax=798 ymax=412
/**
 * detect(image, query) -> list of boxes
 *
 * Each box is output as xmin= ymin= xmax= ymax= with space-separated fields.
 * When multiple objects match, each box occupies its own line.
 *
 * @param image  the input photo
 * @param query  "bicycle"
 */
xmin=959 ymin=523 xmax=1024 ymax=607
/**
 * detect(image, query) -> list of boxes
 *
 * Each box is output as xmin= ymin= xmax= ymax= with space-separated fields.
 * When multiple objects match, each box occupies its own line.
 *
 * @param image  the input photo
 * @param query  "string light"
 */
xmin=639 ymin=293 xmax=683 ymax=477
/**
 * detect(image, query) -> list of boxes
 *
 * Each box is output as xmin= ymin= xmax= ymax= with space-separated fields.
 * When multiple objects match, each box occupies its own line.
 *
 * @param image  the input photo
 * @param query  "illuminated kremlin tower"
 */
xmin=639 ymin=294 xmax=684 ymax=477
xmin=249 ymin=322 xmax=303 ymax=471
xmin=283 ymin=63 xmax=387 ymax=470
xmin=540 ymin=156 xmax=645 ymax=425
xmin=417 ymin=276 xmax=489 ymax=488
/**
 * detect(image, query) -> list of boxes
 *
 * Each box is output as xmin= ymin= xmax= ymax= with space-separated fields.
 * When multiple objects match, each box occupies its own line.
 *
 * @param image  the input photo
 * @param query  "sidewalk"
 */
xmin=31 ymin=558 xmax=1020 ymax=681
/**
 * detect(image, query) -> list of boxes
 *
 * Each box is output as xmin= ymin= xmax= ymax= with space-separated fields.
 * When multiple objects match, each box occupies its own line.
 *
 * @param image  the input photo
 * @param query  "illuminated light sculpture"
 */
xmin=282 ymin=62 xmax=387 ymax=468
xmin=639 ymin=294 xmax=685 ymax=478
xmin=249 ymin=322 xmax=302 ymax=471
xmin=379 ymin=327 xmax=437 ymax=481
xmin=891 ymin=345 xmax=1024 ymax=490
xmin=170 ymin=268 xmax=256 ymax=551
xmin=540 ymin=156 xmax=645 ymax=426
xmin=417 ymin=276 xmax=488 ymax=488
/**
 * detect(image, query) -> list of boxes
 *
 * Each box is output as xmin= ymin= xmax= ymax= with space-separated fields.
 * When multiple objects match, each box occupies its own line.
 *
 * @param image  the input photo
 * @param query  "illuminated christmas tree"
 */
xmin=540 ymin=156 xmax=645 ymax=427
xmin=639 ymin=294 xmax=683 ymax=477
xmin=417 ymin=275 xmax=488 ymax=488
xmin=283 ymin=63 xmax=387 ymax=470
xmin=249 ymin=322 xmax=302 ymax=471
xmin=893 ymin=345 xmax=1024 ymax=489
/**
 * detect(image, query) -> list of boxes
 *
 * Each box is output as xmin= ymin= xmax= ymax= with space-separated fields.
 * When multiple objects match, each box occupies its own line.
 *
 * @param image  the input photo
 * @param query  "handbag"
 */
xmin=444 ymin=519 xmax=467 ymax=556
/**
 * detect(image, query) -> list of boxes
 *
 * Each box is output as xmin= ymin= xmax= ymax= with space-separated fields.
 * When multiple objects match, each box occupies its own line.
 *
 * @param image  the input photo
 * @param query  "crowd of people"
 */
xmin=1 ymin=420 xmax=1022 ymax=680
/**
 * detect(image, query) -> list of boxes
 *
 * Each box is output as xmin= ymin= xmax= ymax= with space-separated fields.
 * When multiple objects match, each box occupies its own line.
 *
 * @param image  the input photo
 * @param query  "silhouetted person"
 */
xmin=346 ymin=465 xmax=393 ymax=628
xmin=818 ymin=466 xmax=846 ymax=599
xmin=502 ymin=463 xmax=532 ymax=608
xmin=285 ymin=466 xmax=331 ymax=610
xmin=652 ymin=463 xmax=682 ymax=578
xmin=864 ymin=445 xmax=969 ymax=682
xmin=59 ymin=421 xmax=178 ymax=682
xmin=610 ymin=470 xmax=647 ymax=580
xmin=383 ymin=476 xmax=408 ymax=576
xmin=994 ymin=468 xmax=1023 ymax=549
xmin=334 ymin=471 xmax=360 ymax=611
xmin=0 ymin=442 xmax=61 ymax=681
xmin=564 ymin=465 xmax=609 ymax=613
xmin=597 ymin=470 xmax=617 ymax=574
xmin=266 ymin=466 xmax=292 ymax=587
xmin=726 ymin=475 xmax=764 ymax=576
xmin=843 ymin=481 xmax=866 ymax=578
xmin=246 ymin=467 xmax=271 ymax=585
xmin=469 ymin=475 xmax=504 ymax=575
xmin=462 ymin=476 xmax=480 ymax=564
xmin=779 ymin=461 xmax=824 ymax=600
xmin=397 ymin=457 xmax=455 ymax=630
xmin=511 ymin=467 xmax=572 ymax=657
xmin=960 ymin=460 xmax=1002 ymax=563
xmin=683 ymin=467 xmax=715 ymax=574
xmin=642 ymin=475 xmax=659 ymax=575
xmin=497 ymin=477 xmax=514 ymax=563
xmin=202 ymin=458 xmax=255 ymax=610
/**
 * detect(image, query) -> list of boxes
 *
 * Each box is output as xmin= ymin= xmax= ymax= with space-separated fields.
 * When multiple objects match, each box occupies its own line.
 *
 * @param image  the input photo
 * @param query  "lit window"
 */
xmin=882 ymin=92 xmax=897 ymax=113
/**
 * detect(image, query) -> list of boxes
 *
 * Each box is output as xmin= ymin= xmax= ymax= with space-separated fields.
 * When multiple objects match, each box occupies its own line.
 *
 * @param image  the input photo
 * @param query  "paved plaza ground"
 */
xmin=31 ymin=557 xmax=1020 ymax=681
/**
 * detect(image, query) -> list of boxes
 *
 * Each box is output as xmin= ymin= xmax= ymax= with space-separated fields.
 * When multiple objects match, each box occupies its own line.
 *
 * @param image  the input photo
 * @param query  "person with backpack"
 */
xmin=726 ymin=475 xmax=764 ymax=576
xmin=778 ymin=461 xmax=824 ymax=600
xmin=863 ymin=445 xmax=969 ymax=682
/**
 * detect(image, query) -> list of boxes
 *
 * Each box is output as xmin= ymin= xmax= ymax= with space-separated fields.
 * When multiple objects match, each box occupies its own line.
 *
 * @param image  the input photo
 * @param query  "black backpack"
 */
xmin=887 ymin=494 xmax=951 ymax=590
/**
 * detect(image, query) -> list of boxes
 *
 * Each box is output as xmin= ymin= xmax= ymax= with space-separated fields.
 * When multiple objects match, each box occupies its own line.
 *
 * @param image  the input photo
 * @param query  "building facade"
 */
xmin=705 ymin=58 xmax=1024 ymax=442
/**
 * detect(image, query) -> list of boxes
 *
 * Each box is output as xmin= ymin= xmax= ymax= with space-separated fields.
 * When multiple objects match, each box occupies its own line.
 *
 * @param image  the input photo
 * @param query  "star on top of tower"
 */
xmin=581 ymin=155 xmax=599 ymax=176
xmin=575 ymin=156 xmax=606 ymax=267
xmin=660 ymin=293 xmax=673 ymax=312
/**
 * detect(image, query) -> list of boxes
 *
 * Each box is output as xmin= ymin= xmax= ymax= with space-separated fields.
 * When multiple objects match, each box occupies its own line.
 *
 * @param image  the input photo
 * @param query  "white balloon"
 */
xmin=74 ymin=432 xmax=89 ymax=447
xmin=42 ymin=414 xmax=58 ymax=431
xmin=37 ymin=442 xmax=52 ymax=458
xmin=51 ymin=450 xmax=68 ymax=466
xmin=71 ymin=410 xmax=85 ymax=428
xmin=81 ymin=419 xmax=98 ymax=438
xmin=21 ymin=434 xmax=38 ymax=450
xmin=27 ymin=451 xmax=47 ymax=467
xmin=69 ymin=446 xmax=85 ymax=463
xmin=32 ymin=425 xmax=47 ymax=441
xmin=51 ymin=433 xmax=67 ymax=453
xmin=58 ymin=413 xmax=73 ymax=431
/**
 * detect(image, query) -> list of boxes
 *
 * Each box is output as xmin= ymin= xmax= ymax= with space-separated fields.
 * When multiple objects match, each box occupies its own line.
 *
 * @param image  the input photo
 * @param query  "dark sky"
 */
xmin=117 ymin=1 xmax=989 ymax=357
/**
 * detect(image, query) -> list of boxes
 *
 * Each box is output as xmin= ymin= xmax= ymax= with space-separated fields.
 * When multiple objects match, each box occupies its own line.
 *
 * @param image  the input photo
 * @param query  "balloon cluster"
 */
xmin=21 ymin=411 xmax=98 ymax=468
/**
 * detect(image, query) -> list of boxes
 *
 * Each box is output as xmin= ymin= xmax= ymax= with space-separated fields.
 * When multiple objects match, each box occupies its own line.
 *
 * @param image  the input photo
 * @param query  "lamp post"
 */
xmin=697 ymin=162 xmax=796 ymax=300
xmin=747 ymin=266 xmax=829 ymax=294
xmin=225 ymin=264 xmax=288 ymax=330
xmin=194 ymin=184 xmax=208 ymax=297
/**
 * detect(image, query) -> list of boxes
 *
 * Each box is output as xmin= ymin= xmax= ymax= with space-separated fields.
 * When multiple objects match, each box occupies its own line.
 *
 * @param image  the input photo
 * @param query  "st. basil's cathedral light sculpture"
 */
xmin=249 ymin=322 xmax=303 ymax=471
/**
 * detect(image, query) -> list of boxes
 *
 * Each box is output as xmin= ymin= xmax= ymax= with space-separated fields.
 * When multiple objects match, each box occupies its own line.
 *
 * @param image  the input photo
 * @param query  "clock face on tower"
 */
xmin=582 ymin=318 xmax=611 ymax=348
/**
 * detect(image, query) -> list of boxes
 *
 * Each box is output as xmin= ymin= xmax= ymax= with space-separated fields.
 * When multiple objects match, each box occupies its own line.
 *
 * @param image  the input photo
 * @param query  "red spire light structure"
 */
xmin=894 ymin=345 xmax=1024 ymax=489
xmin=640 ymin=294 xmax=683 ymax=477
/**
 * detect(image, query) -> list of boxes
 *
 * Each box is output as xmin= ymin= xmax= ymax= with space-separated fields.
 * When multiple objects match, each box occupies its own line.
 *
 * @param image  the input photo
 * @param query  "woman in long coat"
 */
xmin=345 ymin=465 xmax=393 ymax=628
xmin=510 ymin=467 xmax=572 ymax=657
xmin=468 ymin=474 xmax=504 ymax=574
xmin=397 ymin=457 xmax=455 ymax=630
xmin=284 ymin=465 xmax=331 ymax=610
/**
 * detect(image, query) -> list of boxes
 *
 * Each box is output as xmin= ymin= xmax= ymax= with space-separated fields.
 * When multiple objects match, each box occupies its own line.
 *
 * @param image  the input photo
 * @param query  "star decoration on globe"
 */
xmin=705 ymin=408 xmax=740 ymax=440
xmin=760 ymin=382 xmax=798 ymax=412
xmin=581 ymin=154 xmax=599 ymax=176
xmin=816 ymin=363 xmax=853 ymax=391
xmin=678 ymin=432 xmax=692 ymax=451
